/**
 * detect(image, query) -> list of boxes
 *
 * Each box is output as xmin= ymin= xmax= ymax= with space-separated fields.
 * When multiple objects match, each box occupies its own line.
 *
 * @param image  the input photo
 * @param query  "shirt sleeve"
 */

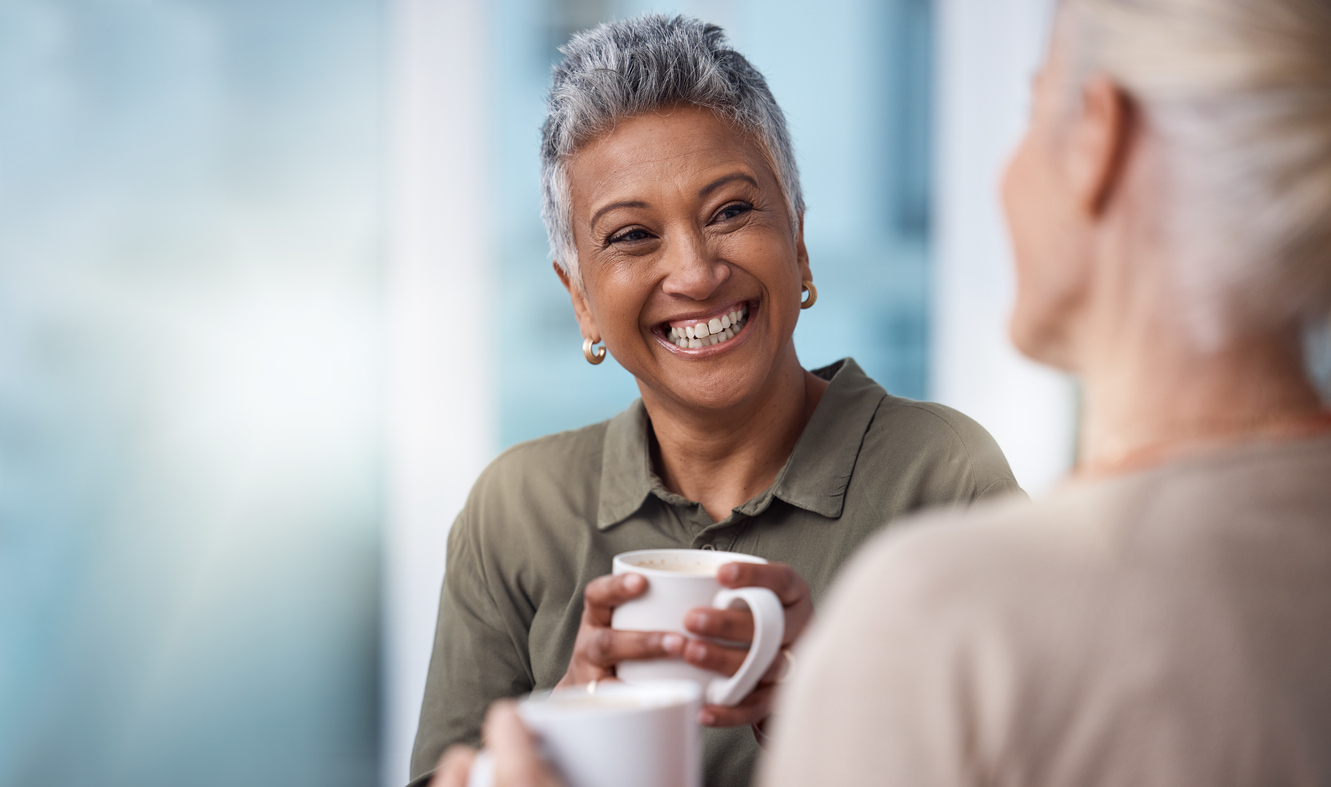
xmin=975 ymin=475 xmax=1026 ymax=502
xmin=408 ymin=505 xmax=536 ymax=784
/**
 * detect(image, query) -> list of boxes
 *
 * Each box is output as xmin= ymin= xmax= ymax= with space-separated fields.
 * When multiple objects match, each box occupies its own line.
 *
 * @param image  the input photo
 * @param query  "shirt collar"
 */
xmin=597 ymin=400 xmax=655 ymax=529
xmin=596 ymin=358 xmax=887 ymax=530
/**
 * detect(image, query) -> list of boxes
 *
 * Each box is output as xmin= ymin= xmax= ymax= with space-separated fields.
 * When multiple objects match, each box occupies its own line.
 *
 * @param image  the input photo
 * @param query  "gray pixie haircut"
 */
xmin=541 ymin=14 xmax=805 ymax=283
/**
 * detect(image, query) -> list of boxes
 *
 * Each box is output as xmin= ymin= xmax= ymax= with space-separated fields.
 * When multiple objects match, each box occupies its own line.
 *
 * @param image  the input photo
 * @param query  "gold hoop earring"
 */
xmin=800 ymin=281 xmax=818 ymax=310
xmin=583 ymin=337 xmax=606 ymax=365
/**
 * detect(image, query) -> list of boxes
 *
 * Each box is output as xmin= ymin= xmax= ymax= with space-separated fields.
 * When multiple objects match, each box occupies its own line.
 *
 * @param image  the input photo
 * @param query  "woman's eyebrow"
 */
xmin=699 ymin=172 xmax=759 ymax=197
xmin=590 ymin=200 xmax=648 ymax=231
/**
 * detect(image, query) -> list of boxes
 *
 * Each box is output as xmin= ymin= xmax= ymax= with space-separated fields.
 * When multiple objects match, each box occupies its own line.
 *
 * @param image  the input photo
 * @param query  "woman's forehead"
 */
xmin=567 ymin=109 xmax=777 ymax=209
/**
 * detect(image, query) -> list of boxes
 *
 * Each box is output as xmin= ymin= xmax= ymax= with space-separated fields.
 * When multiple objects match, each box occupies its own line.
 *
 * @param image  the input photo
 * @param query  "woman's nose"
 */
xmin=659 ymin=233 xmax=730 ymax=300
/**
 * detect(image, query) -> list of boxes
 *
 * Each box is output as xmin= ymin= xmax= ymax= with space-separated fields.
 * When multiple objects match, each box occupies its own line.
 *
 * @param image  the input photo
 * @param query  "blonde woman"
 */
xmin=765 ymin=0 xmax=1331 ymax=783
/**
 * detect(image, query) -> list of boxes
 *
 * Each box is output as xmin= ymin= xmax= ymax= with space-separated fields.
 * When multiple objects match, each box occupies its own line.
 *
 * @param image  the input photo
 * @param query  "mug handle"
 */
xmin=705 ymin=587 xmax=785 ymax=706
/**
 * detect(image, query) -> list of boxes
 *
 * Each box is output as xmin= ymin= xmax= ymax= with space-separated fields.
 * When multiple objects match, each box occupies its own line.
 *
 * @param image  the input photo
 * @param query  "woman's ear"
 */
xmin=794 ymin=213 xmax=812 ymax=284
xmin=1067 ymin=75 xmax=1135 ymax=218
xmin=553 ymin=261 xmax=600 ymax=341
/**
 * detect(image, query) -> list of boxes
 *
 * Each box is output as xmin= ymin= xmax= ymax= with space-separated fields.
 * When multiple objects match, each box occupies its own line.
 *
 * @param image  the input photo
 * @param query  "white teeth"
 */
xmin=668 ymin=304 xmax=750 ymax=351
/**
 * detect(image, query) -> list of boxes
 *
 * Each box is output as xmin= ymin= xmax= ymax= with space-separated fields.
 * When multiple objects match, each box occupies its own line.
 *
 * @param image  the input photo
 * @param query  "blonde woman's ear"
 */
xmin=1068 ymin=76 xmax=1133 ymax=217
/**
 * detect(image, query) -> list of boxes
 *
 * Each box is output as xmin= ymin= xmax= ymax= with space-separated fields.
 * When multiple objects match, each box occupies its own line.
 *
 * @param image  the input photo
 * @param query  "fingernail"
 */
xmin=699 ymin=711 xmax=716 ymax=725
xmin=685 ymin=642 xmax=707 ymax=663
xmin=717 ymin=564 xmax=737 ymax=583
xmin=684 ymin=610 xmax=705 ymax=631
xmin=662 ymin=634 xmax=684 ymax=654
xmin=625 ymin=574 xmax=645 ymax=592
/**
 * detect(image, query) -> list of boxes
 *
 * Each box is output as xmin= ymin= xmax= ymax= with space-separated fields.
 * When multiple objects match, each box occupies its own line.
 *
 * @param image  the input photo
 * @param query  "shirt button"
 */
xmin=700 ymin=543 xmax=716 ymax=551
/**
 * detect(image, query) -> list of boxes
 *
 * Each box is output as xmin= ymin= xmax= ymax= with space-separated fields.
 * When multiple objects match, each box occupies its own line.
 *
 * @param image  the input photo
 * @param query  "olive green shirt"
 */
xmin=409 ymin=359 xmax=1022 ymax=787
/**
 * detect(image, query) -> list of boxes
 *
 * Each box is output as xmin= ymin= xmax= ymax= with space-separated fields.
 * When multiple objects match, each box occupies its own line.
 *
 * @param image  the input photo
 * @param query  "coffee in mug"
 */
xmin=611 ymin=548 xmax=784 ymax=706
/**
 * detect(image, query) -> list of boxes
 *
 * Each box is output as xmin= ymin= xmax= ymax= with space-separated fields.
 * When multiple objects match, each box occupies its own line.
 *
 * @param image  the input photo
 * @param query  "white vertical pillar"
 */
xmin=931 ymin=0 xmax=1076 ymax=495
xmin=384 ymin=1 xmax=496 ymax=785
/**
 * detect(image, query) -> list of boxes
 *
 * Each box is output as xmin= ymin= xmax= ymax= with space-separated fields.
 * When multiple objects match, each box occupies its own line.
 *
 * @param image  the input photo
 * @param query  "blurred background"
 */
xmin=0 ymin=1 xmax=1076 ymax=785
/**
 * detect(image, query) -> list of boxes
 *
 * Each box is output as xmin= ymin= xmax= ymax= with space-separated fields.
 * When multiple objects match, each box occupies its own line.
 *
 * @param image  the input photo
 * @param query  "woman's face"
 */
xmin=560 ymin=105 xmax=810 ymax=413
xmin=1001 ymin=30 xmax=1094 ymax=371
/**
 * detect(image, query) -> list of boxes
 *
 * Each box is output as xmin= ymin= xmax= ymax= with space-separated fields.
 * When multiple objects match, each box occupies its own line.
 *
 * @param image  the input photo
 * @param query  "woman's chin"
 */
xmin=654 ymin=348 xmax=780 ymax=414
xmin=1010 ymin=317 xmax=1077 ymax=372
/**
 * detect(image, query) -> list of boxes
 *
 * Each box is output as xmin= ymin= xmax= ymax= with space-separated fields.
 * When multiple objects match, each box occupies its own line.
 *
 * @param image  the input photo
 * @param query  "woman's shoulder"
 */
xmin=861 ymin=392 xmax=1023 ymax=500
xmin=466 ymin=417 xmax=615 ymax=513
xmin=851 ymin=435 xmax=1331 ymax=605
xmin=820 ymin=490 xmax=1108 ymax=650
xmin=480 ymin=420 xmax=610 ymax=483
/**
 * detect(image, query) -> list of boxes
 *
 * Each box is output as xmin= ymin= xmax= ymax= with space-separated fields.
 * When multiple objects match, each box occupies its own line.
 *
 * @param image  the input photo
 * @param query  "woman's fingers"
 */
xmin=560 ymin=572 xmax=679 ymax=687
xmin=584 ymin=629 xmax=685 ymax=667
xmin=485 ymin=701 xmax=566 ymax=787
xmin=699 ymin=683 xmax=776 ymax=728
xmin=711 ymin=561 xmax=814 ymax=645
xmin=684 ymin=606 xmax=755 ymax=643
xmin=560 ymin=627 xmax=684 ymax=687
xmin=681 ymin=635 xmax=788 ymax=687
xmin=716 ymin=562 xmax=806 ymax=604
xmin=432 ymin=744 xmax=478 ymax=787
xmin=682 ymin=638 xmax=746 ymax=677
xmin=759 ymin=646 xmax=791 ymax=684
xmin=581 ymin=573 xmax=648 ymax=626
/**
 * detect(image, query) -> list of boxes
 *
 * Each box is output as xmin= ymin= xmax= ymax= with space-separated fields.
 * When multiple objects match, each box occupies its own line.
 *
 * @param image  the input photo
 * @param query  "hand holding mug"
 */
xmin=433 ymin=702 xmax=564 ymax=787
xmin=679 ymin=560 xmax=813 ymax=727
xmin=610 ymin=549 xmax=812 ymax=728
xmin=557 ymin=572 xmax=686 ymax=689
xmin=438 ymin=681 xmax=703 ymax=787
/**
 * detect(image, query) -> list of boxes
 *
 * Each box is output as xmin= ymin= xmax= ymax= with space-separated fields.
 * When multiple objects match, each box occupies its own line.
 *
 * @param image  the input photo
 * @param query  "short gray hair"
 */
xmin=1060 ymin=0 xmax=1331 ymax=344
xmin=540 ymin=14 xmax=805 ymax=284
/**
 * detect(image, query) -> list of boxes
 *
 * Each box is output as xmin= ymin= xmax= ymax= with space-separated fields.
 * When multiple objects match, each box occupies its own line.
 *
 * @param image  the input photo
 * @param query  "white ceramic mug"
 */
xmin=467 ymin=680 xmax=702 ymax=787
xmin=611 ymin=548 xmax=784 ymax=706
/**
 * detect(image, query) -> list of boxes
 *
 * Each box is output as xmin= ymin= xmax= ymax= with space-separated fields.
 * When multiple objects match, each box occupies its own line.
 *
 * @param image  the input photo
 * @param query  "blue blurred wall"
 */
xmin=0 ymin=2 xmax=383 ymax=785
xmin=0 ymin=1 xmax=948 ymax=784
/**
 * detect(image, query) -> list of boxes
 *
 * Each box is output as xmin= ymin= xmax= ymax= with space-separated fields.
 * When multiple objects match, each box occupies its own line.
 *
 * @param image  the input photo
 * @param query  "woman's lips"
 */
xmin=658 ymin=302 xmax=751 ymax=351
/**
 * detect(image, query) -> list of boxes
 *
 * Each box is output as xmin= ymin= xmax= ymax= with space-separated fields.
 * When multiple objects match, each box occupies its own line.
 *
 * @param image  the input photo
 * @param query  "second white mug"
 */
xmin=610 ymin=548 xmax=784 ymax=706
xmin=467 ymin=680 xmax=702 ymax=787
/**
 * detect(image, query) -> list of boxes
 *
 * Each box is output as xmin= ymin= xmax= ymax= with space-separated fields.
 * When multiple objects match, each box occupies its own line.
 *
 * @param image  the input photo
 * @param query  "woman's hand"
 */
xmin=433 ymin=701 xmax=565 ymax=787
xmin=681 ymin=561 xmax=813 ymax=728
xmin=557 ymin=572 xmax=686 ymax=687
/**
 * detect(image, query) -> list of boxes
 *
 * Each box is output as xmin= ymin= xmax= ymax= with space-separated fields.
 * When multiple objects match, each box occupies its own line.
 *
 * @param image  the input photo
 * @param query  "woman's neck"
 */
xmin=1078 ymin=324 xmax=1327 ymax=478
xmin=642 ymin=354 xmax=828 ymax=522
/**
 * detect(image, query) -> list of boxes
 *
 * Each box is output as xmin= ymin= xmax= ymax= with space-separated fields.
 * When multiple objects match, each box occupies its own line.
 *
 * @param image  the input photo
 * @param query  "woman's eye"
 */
xmin=609 ymin=228 xmax=651 ymax=244
xmin=714 ymin=203 xmax=752 ymax=222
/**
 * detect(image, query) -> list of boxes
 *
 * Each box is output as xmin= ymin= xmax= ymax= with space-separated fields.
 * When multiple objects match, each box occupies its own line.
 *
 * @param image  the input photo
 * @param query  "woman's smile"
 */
xmin=657 ymin=300 xmax=754 ymax=353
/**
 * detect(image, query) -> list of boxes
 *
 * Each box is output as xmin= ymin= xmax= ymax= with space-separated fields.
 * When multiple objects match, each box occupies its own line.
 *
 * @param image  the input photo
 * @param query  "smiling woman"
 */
xmin=408 ymin=15 xmax=1022 ymax=787
xmin=555 ymin=105 xmax=818 ymax=518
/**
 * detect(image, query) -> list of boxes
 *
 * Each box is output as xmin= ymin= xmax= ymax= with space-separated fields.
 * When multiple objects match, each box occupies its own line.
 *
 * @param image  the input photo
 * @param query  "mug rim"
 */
xmin=612 ymin=548 xmax=767 ymax=577
xmin=520 ymin=679 xmax=702 ymax=721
